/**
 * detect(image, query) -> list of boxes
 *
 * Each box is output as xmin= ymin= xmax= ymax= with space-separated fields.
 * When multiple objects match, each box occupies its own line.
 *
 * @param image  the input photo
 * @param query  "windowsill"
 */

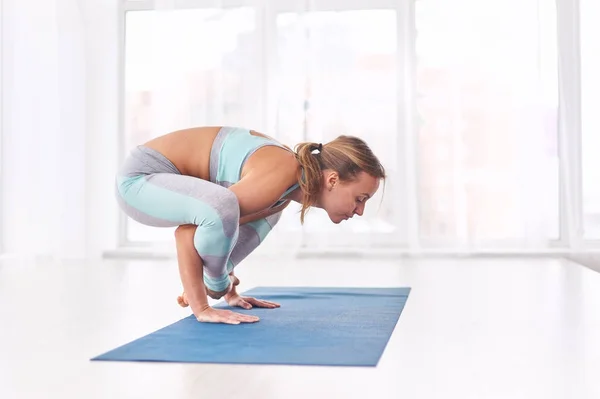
xmin=101 ymin=244 xmax=593 ymax=261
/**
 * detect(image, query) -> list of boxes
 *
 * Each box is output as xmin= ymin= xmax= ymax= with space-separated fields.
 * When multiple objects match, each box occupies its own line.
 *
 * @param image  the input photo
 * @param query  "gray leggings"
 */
xmin=114 ymin=143 xmax=282 ymax=292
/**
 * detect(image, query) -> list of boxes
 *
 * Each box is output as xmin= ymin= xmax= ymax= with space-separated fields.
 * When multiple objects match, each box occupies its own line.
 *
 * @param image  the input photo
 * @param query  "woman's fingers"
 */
xmin=231 ymin=312 xmax=259 ymax=323
xmin=196 ymin=307 xmax=259 ymax=324
xmin=227 ymin=295 xmax=253 ymax=309
xmin=223 ymin=309 xmax=259 ymax=323
xmin=239 ymin=299 xmax=253 ymax=310
xmin=245 ymin=297 xmax=280 ymax=308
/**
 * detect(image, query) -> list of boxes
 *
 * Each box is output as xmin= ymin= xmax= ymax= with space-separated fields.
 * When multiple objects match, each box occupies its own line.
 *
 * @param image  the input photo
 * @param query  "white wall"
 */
xmin=1 ymin=0 xmax=120 ymax=260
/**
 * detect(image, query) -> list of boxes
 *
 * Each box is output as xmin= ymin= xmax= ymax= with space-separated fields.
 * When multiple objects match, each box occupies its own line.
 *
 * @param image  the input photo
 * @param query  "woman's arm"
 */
xmin=239 ymin=199 xmax=291 ymax=225
xmin=228 ymin=155 xmax=298 ymax=218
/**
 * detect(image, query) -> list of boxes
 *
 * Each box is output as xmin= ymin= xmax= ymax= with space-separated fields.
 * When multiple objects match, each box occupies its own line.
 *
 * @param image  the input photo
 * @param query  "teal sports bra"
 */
xmin=213 ymin=127 xmax=300 ymax=209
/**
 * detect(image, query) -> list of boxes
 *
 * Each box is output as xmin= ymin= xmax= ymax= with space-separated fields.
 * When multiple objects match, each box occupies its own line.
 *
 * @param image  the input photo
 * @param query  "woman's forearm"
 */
xmin=239 ymin=200 xmax=290 ymax=225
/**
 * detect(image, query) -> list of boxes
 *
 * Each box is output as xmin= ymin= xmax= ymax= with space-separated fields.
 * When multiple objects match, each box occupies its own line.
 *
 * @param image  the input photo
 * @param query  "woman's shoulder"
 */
xmin=242 ymin=142 xmax=298 ymax=178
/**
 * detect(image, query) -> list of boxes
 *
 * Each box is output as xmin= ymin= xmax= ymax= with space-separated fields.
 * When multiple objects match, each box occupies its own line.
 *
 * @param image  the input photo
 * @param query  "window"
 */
xmin=0 ymin=1 xmax=3 ymax=255
xmin=415 ymin=0 xmax=560 ymax=245
xmin=122 ymin=3 xmax=402 ymax=247
xmin=273 ymin=9 xmax=399 ymax=243
xmin=123 ymin=7 xmax=263 ymax=243
xmin=581 ymin=0 xmax=600 ymax=239
xmin=120 ymin=0 xmax=592 ymax=252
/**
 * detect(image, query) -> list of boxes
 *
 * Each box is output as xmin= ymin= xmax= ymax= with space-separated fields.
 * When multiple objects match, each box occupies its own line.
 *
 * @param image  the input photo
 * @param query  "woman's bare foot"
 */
xmin=177 ymin=292 xmax=189 ymax=307
xmin=206 ymin=285 xmax=231 ymax=300
xmin=178 ymin=287 xmax=226 ymax=304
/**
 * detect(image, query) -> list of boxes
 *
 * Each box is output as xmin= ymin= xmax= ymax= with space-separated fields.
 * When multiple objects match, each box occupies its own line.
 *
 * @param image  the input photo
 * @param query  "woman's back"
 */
xmin=142 ymin=126 xmax=221 ymax=180
xmin=142 ymin=126 xmax=296 ymax=183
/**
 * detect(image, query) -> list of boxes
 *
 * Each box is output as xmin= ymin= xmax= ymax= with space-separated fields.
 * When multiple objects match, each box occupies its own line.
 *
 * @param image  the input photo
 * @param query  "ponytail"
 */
xmin=294 ymin=142 xmax=324 ymax=224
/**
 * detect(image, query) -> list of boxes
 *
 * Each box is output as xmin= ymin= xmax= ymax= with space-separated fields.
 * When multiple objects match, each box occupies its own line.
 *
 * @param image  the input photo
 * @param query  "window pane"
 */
xmin=123 ymin=8 xmax=260 ymax=243
xmin=415 ymin=0 xmax=559 ymax=243
xmin=275 ymin=10 xmax=398 ymax=238
xmin=581 ymin=0 xmax=600 ymax=239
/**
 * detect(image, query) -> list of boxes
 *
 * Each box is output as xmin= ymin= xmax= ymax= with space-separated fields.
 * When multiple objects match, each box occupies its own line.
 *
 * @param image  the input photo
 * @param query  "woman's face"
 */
xmin=318 ymin=170 xmax=381 ymax=224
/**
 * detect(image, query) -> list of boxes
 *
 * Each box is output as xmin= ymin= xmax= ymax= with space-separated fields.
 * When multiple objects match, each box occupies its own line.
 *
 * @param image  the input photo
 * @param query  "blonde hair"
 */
xmin=294 ymin=135 xmax=386 ymax=224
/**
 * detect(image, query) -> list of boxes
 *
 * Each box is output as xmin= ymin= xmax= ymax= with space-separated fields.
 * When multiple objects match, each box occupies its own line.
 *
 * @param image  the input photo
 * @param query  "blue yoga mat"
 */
xmin=91 ymin=286 xmax=410 ymax=367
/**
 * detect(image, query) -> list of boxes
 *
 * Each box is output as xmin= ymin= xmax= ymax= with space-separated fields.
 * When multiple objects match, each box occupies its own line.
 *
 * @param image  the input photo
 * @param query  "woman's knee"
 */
xmin=174 ymin=189 xmax=240 ymax=271
xmin=212 ymin=189 xmax=240 ymax=234
xmin=186 ymin=188 xmax=239 ymax=238
xmin=266 ymin=211 xmax=283 ymax=228
xmin=190 ymin=190 xmax=240 ymax=250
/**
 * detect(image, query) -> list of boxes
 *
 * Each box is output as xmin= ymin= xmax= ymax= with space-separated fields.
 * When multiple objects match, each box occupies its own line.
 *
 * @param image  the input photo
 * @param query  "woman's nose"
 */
xmin=354 ymin=204 xmax=364 ymax=216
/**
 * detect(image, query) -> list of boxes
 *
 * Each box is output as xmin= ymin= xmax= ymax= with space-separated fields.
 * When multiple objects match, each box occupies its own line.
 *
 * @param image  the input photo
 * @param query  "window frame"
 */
xmin=578 ymin=0 xmax=600 ymax=243
xmin=0 ymin=0 xmax=4 ymax=256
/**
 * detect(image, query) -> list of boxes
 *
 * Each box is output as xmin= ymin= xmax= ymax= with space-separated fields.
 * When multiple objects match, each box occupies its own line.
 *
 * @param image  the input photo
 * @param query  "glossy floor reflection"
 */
xmin=0 ymin=256 xmax=598 ymax=399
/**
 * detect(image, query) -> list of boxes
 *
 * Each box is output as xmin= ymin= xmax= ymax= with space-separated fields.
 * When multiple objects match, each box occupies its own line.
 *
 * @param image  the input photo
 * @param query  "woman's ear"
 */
xmin=325 ymin=171 xmax=339 ymax=191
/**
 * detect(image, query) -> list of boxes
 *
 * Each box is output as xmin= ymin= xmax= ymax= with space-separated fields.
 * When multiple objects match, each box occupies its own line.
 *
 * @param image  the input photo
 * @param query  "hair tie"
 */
xmin=317 ymin=143 xmax=323 ymax=152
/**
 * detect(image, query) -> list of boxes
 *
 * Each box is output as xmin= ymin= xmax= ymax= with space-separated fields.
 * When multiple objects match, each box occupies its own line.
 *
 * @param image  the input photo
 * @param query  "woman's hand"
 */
xmin=223 ymin=273 xmax=280 ymax=309
xmin=195 ymin=305 xmax=260 ymax=325
xmin=224 ymin=288 xmax=281 ymax=310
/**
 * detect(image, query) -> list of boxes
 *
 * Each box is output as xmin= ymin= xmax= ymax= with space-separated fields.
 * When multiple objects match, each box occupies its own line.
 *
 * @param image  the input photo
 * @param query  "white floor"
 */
xmin=1 ymin=255 xmax=599 ymax=399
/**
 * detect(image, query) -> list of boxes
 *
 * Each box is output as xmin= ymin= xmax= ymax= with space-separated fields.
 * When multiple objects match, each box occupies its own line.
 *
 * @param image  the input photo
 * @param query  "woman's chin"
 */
xmin=330 ymin=214 xmax=347 ymax=224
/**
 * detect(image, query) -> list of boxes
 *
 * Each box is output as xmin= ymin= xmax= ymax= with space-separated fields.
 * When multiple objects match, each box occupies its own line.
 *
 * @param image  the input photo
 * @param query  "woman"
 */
xmin=115 ymin=126 xmax=386 ymax=324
